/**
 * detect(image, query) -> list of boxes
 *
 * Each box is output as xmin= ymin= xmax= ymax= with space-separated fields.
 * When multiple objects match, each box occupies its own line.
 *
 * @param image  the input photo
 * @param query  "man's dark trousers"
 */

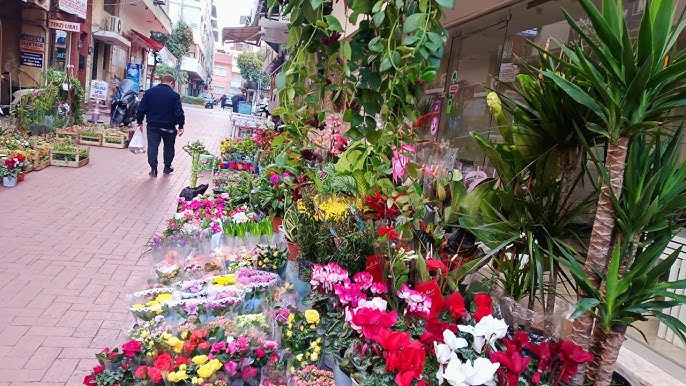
xmin=147 ymin=126 xmax=176 ymax=171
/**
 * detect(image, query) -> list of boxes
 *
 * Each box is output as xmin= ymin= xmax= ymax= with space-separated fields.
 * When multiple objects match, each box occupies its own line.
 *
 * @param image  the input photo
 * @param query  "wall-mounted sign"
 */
xmin=58 ymin=0 xmax=87 ymax=19
xmin=498 ymin=63 xmax=519 ymax=83
xmin=19 ymin=34 xmax=44 ymax=68
xmin=449 ymin=84 xmax=459 ymax=93
xmin=90 ymin=80 xmax=109 ymax=101
xmin=49 ymin=19 xmax=82 ymax=33
xmin=446 ymin=97 xmax=453 ymax=115
xmin=430 ymin=99 xmax=442 ymax=136
xmin=450 ymin=70 xmax=458 ymax=85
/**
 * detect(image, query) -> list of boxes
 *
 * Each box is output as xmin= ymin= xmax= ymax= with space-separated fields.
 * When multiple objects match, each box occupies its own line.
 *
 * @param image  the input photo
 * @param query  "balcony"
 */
xmin=181 ymin=56 xmax=208 ymax=83
xmin=140 ymin=0 xmax=173 ymax=33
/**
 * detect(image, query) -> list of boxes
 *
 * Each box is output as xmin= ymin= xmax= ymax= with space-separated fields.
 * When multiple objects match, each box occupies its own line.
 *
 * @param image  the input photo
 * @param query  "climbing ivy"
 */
xmin=269 ymin=0 xmax=452 ymax=144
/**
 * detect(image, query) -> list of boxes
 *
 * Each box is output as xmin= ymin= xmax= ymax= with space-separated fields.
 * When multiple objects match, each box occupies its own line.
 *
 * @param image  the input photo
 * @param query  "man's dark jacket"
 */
xmin=136 ymin=83 xmax=185 ymax=131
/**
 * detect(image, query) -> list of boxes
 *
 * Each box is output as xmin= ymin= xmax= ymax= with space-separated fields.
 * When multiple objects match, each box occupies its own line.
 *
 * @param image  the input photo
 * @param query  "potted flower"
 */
xmin=2 ymin=153 xmax=26 ymax=187
xmin=256 ymin=245 xmax=288 ymax=278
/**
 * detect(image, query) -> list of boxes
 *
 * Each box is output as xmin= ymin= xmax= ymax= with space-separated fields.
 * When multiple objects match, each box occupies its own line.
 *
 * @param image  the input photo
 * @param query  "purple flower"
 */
xmin=181 ymin=302 xmax=199 ymax=315
xmin=269 ymin=174 xmax=279 ymax=184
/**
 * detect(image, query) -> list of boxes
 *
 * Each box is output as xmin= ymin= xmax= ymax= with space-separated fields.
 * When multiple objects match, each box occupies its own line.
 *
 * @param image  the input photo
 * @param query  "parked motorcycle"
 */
xmin=110 ymin=79 xmax=139 ymax=126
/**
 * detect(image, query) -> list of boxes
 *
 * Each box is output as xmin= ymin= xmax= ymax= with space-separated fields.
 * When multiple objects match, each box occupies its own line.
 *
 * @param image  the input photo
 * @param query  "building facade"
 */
xmin=211 ymin=49 xmax=234 ymax=97
xmin=167 ymin=0 xmax=215 ymax=96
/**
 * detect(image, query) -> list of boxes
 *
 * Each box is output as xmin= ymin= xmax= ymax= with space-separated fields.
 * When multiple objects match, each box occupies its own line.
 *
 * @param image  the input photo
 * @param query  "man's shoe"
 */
xmin=163 ymin=166 xmax=174 ymax=174
xmin=149 ymin=169 xmax=158 ymax=177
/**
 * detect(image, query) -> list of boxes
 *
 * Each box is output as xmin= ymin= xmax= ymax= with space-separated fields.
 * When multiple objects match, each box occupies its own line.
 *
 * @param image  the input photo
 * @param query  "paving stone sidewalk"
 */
xmin=0 ymin=106 xmax=232 ymax=385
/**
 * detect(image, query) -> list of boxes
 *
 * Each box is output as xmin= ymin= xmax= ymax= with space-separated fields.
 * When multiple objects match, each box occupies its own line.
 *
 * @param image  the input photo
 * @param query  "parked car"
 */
xmin=199 ymin=93 xmax=215 ymax=109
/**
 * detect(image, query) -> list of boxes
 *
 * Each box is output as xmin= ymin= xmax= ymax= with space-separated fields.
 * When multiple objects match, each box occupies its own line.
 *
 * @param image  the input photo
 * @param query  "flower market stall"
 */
xmin=81 ymin=1 xmax=686 ymax=386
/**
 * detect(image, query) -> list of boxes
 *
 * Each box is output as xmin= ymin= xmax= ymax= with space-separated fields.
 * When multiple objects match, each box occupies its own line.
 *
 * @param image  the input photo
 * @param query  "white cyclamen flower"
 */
xmin=440 ymin=357 xmax=499 ymax=386
xmin=232 ymin=212 xmax=249 ymax=223
xmin=458 ymin=315 xmax=508 ymax=354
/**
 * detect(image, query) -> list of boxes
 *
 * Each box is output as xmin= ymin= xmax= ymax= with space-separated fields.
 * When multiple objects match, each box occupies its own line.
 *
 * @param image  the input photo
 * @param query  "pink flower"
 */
xmin=242 ymin=366 xmax=258 ymax=380
xmin=223 ymin=361 xmax=238 ymax=375
xmin=310 ymin=263 xmax=349 ymax=292
xmin=397 ymin=284 xmax=432 ymax=318
xmin=353 ymin=272 xmax=374 ymax=291
xmin=121 ymin=340 xmax=142 ymax=357
xmin=211 ymin=341 xmax=226 ymax=353
xmin=269 ymin=174 xmax=279 ymax=184
xmin=391 ymin=144 xmax=415 ymax=182
xmin=333 ymin=280 xmax=365 ymax=307
xmin=370 ymin=282 xmax=388 ymax=294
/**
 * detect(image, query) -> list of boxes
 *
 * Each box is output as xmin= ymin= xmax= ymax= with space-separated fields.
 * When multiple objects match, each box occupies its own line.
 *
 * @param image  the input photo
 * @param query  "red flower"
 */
xmin=83 ymin=374 xmax=95 ymax=385
xmin=256 ymin=348 xmax=266 ymax=358
xmin=190 ymin=329 xmax=208 ymax=342
xmin=154 ymin=353 xmax=174 ymax=372
xmin=364 ymin=190 xmax=400 ymax=220
xmin=503 ymin=331 xmax=530 ymax=352
xmin=443 ymin=291 xmax=467 ymax=319
xmin=183 ymin=341 xmax=196 ymax=354
xmin=147 ymin=367 xmax=163 ymax=383
xmin=474 ymin=293 xmax=493 ymax=321
xmin=92 ymin=365 xmax=105 ymax=375
xmin=490 ymin=347 xmax=531 ymax=386
xmin=375 ymin=330 xmax=426 ymax=386
xmin=121 ymin=340 xmax=142 ymax=357
xmin=414 ymin=280 xmax=444 ymax=318
xmin=425 ymin=258 xmax=449 ymax=272
xmin=365 ymin=255 xmax=384 ymax=283
xmin=351 ymin=308 xmax=398 ymax=341
xmin=134 ymin=366 xmax=148 ymax=379
xmin=377 ymin=226 xmax=399 ymax=240
xmin=197 ymin=341 xmax=211 ymax=351
xmin=555 ymin=340 xmax=594 ymax=382
xmin=420 ymin=317 xmax=458 ymax=348
xmin=175 ymin=356 xmax=191 ymax=367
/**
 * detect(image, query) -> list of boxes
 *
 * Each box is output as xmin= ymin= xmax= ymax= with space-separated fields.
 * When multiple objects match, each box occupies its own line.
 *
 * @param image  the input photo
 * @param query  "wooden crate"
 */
xmin=33 ymin=146 xmax=51 ymax=171
xmin=51 ymin=147 xmax=89 ymax=168
xmin=102 ymin=131 xmax=127 ymax=148
xmin=78 ymin=132 xmax=103 ymax=146
xmin=56 ymin=130 xmax=79 ymax=141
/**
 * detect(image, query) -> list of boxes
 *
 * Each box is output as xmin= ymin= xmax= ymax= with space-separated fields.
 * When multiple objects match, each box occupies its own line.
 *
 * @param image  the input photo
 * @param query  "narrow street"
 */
xmin=0 ymin=106 xmax=232 ymax=385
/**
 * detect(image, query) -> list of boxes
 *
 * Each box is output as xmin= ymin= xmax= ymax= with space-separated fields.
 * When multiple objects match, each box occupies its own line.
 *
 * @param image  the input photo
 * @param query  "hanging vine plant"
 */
xmin=270 ymin=0 xmax=453 ymax=145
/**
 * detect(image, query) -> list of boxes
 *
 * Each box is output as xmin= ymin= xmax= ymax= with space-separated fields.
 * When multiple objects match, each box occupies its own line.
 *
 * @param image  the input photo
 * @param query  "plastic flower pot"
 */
xmin=2 ymin=176 xmax=17 ymax=187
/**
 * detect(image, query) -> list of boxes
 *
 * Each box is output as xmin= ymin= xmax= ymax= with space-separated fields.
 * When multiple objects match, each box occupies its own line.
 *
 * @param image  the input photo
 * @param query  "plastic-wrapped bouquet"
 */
xmin=256 ymin=245 xmax=288 ymax=274
xmin=294 ymin=365 xmax=335 ymax=386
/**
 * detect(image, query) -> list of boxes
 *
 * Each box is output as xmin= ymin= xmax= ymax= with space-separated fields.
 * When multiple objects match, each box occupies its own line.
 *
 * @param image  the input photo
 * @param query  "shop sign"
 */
xmin=126 ymin=63 xmax=142 ymax=93
xmin=90 ymin=80 xmax=109 ymax=101
xmin=19 ymin=34 xmax=45 ymax=68
xmin=498 ymin=63 xmax=519 ymax=83
xmin=58 ymin=0 xmax=87 ymax=19
xmin=48 ymin=19 xmax=82 ymax=33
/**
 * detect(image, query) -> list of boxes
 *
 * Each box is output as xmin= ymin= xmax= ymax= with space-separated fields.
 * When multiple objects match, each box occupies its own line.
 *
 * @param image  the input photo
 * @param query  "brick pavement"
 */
xmin=0 ymin=106 xmax=233 ymax=385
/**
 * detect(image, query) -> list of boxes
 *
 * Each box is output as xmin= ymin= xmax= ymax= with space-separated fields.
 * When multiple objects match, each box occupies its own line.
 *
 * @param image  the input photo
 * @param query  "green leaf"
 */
xmin=341 ymin=41 xmax=352 ymax=61
xmin=380 ymin=57 xmax=393 ymax=72
xmin=435 ymin=0 xmax=454 ymax=8
xmin=372 ymin=11 xmax=385 ymax=27
xmin=275 ymin=72 xmax=287 ymax=91
xmin=310 ymin=0 xmax=324 ymax=9
xmin=403 ymin=13 xmax=425 ymax=34
xmin=540 ymin=70 xmax=607 ymax=121
xmin=402 ymin=36 xmax=420 ymax=46
xmin=324 ymin=15 xmax=344 ymax=32
xmin=368 ymin=37 xmax=383 ymax=53
xmin=571 ymin=298 xmax=601 ymax=319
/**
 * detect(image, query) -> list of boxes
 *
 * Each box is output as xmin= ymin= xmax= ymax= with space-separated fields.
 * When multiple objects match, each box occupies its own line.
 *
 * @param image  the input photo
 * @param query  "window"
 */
xmin=213 ymin=85 xmax=224 ymax=93
xmin=50 ymin=30 xmax=71 ymax=70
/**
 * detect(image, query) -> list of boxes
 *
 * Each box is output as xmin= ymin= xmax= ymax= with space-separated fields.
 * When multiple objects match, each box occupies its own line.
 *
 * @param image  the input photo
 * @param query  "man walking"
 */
xmin=135 ymin=74 xmax=185 ymax=177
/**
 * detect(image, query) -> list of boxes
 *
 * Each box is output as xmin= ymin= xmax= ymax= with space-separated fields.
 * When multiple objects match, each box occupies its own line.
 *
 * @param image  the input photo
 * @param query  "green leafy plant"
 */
xmin=538 ymin=1 xmax=686 ymax=384
xmin=236 ymin=51 xmax=269 ymax=86
xmin=165 ymin=21 xmax=194 ymax=92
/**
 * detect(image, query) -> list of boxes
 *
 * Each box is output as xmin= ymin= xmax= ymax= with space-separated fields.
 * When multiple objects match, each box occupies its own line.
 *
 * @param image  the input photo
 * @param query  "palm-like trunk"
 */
xmin=585 ymin=321 xmax=607 ymax=382
xmin=593 ymin=327 xmax=627 ymax=386
xmin=569 ymin=135 xmax=629 ymax=386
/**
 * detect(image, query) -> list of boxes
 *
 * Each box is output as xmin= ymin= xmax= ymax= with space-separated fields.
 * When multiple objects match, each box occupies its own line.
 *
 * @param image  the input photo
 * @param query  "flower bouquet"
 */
xmin=256 ymin=245 xmax=288 ymax=277
xmin=294 ymin=365 xmax=335 ymax=386
xmin=277 ymin=308 xmax=322 ymax=369
xmin=153 ymin=249 xmax=184 ymax=285
xmin=130 ymin=292 xmax=175 ymax=322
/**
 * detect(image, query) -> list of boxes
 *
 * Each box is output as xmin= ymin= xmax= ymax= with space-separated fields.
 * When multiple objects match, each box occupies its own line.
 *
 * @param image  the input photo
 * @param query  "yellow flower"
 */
xmin=310 ymin=341 xmax=319 ymax=348
xmin=140 ymin=330 xmax=149 ymax=338
xmin=167 ymin=370 xmax=188 ymax=382
xmin=286 ymin=330 xmax=293 ymax=338
xmin=179 ymin=364 xmax=187 ymax=371
xmin=310 ymin=352 xmax=319 ymax=362
xmin=151 ymin=305 xmax=162 ymax=314
xmin=132 ymin=304 xmax=145 ymax=309
xmin=296 ymin=354 xmax=303 ymax=361
xmin=273 ymin=252 xmax=278 ymax=257
xmin=181 ymin=331 xmax=189 ymax=340
xmin=192 ymin=377 xmax=204 ymax=385
xmin=304 ymin=310 xmax=320 ymax=324
xmin=192 ymin=355 xmax=208 ymax=365
xmin=162 ymin=332 xmax=172 ymax=340
xmin=197 ymin=364 xmax=214 ymax=378
xmin=272 ymin=265 xmax=277 ymax=270
xmin=209 ymin=359 xmax=222 ymax=371
xmin=166 ymin=337 xmax=184 ymax=353
xmin=288 ymin=314 xmax=295 ymax=323
xmin=155 ymin=293 xmax=173 ymax=302
xmin=314 ymin=346 xmax=321 ymax=354
xmin=145 ymin=300 xmax=159 ymax=307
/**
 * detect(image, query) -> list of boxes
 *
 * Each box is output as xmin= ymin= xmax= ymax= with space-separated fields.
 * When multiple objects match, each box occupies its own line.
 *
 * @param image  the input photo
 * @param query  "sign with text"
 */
xmin=19 ymin=34 xmax=44 ymax=68
xmin=90 ymin=80 xmax=109 ymax=101
xmin=58 ymin=0 xmax=87 ymax=19
xmin=49 ymin=19 xmax=81 ymax=33
xmin=498 ymin=63 xmax=519 ymax=83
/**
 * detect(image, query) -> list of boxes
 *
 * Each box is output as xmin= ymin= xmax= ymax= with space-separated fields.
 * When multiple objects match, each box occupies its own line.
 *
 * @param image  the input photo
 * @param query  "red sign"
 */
xmin=49 ymin=20 xmax=82 ymax=33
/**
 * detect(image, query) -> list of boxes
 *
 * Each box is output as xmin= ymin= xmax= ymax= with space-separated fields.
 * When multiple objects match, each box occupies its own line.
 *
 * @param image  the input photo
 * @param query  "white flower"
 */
xmin=440 ymin=357 xmax=498 ymax=386
xmin=232 ymin=212 xmax=249 ymax=223
xmin=458 ymin=315 xmax=508 ymax=353
xmin=174 ymin=213 xmax=186 ymax=220
xmin=357 ymin=297 xmax=387 ymax=311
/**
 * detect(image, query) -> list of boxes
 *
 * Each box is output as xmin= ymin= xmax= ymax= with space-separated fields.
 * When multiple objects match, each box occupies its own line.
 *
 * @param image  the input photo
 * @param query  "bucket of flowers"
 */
xmin=256 ymin=245 xmax=288 ymax=278
xmin=2 ymin=152 xmax=26 ymax=187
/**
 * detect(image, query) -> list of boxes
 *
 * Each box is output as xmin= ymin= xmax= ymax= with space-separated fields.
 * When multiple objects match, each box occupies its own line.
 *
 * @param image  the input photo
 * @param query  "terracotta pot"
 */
xmin=287 ymin=241 xmax=299 ymax=261
xmin=17 ymin=172 xmax=26 ymax=183
xmin=272 ymin=217 xmax=283 ymax=233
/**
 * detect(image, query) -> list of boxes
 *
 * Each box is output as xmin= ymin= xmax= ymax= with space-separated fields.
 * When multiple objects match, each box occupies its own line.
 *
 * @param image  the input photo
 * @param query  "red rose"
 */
xmin=197 ymin=341 xmax=211 ymax=351
xmin=473 ymin=293 xmax=493 ymax=322
xmin=414 ymin=280 xmax=444 ymax=318
xmin=121 ymin=340 xmax=142 ymax=357
xmin=183 ymin=341 xmax=196 ymax=354
xmin=147 ymin=367 xmax=163 ymax=383
xmin=121 ymin=364 xmax=129 ymax=370
xmin=175 ymin=356 xmax=191 ymax=366
xmin=256 ymin=348 xmax=266 ymax=358
xmin=154 ymin=353 xmax=174 ymax=372
xmin=134 ymin=366 xmax=148 ymax=379
xmin=443 ymin=291 xmax=467 ymax=319
xmin=190 ymin=329 xmax=208 ymax=342
xmin=92 ymin=365 xmax=105 ymax=375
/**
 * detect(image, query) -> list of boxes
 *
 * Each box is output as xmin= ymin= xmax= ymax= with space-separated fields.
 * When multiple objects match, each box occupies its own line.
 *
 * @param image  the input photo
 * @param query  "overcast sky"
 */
xmin=216 ymin=0 xmax=255 ymax=29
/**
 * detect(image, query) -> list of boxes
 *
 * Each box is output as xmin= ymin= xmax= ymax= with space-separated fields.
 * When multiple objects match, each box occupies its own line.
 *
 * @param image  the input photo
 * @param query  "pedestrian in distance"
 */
xmin=135 ymin=74 xmax=185 ymax=178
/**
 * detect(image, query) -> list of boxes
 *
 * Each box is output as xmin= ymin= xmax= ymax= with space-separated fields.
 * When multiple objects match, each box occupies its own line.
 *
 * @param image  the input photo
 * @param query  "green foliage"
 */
xmin=155 ymin=62 xmax=188 ymax=84
xmin=180 ymin=95 xmax=205 ymax=105
xmin=165 ymin=21 xmax=194 ymax=60
xmin=236 ymin=51 xmax=269 ymax=85
xmin=270 ymin=0 xmax=453 ymax=144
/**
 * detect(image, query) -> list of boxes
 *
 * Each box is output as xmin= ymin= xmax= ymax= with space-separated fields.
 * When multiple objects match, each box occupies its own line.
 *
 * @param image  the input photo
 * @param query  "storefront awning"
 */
xmin=222 ymin=26 xmax=262 ymax=45
xmin=93 ymin=30 xmax=130 ymax=48
xmin=130 ymin=30 xmax=164 ymax=51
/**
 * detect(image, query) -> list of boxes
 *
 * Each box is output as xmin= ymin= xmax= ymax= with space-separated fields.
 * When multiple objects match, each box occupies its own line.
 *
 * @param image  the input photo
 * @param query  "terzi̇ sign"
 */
xmin=49 ymin=20 xmax=82 ymax=33
xmin=58 ymin=0 xmax=87 ymax=19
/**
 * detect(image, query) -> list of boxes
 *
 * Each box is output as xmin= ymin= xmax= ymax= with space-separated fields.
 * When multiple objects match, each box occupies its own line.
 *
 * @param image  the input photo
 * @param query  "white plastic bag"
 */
xmin=129 ymin=129 xmax=146 ymax=154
